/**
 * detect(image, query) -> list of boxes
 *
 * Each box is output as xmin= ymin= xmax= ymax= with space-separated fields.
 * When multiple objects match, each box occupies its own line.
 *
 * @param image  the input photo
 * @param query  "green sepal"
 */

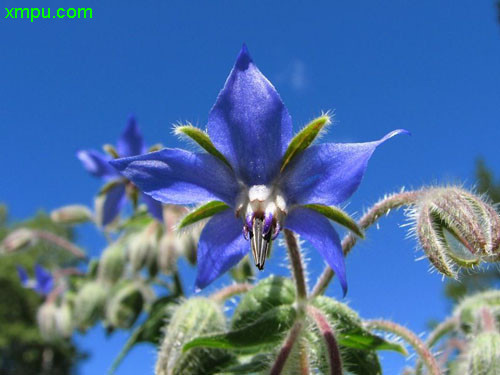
xmin=231 ymin=276 xmax=295 ymax=329
xmin=178 ymin=201 xmax=230 ymax=229
xmin=98 ymin=179 xmax=124 ymax=196
xmin=303 ymin=204 xmax=364 ymax=238
xmin=183 ymin=305 xmax=297 ymax=352
xmin=103 ymin=144 xmax=119 ymax=158
xmin=148 ymin=143 xmax=163 ymax=152
xmin=281 ymin=114 xmax=331 ymax=172
xmin=175 ymin=124 xmax=232 ymax=168
xmin=311 ymin=297 xmax=407 ymax=355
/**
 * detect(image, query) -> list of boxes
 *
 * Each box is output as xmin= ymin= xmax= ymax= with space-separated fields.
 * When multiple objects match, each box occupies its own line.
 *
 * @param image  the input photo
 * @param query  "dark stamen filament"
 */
xmin=250 ymin=217 xmax=272 ymax=270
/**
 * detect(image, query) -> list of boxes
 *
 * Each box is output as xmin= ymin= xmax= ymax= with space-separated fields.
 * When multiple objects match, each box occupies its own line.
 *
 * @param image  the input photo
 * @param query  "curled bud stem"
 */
xmin=312 ymin=191 xmax=420 ymax=297
xmin=284 ymin=229 xmax=308 ymax=307
xmin=365 ymin=319 xmax=441 ymax=375
xmin=308 ymin=305 xmax=343 ymax=375
xmin=210 ymin=283 xmax=253 ymax=303
xmin=415 ymin=316 xmax=457 ymax=375
xmin=270 ymin=321 xmax=303 ymax=375
xmin=34 ymin=230 xmax=86 ymax=259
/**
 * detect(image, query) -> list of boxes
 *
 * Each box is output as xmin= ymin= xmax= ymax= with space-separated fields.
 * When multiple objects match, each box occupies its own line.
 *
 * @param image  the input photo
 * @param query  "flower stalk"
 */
xmin=210 ymin=283 xmax=253 ymax=303
xmin=365 ymin=319 xmax=441 ymax=375
xmin=312 ymin=191 xmax=420 ymax=297
xmin=34 ymin=230 xmax=87 ymax=259
xmin=308 ymin=305 xmax=343 ymax=375
xmin=284 ymin=229 xmax=308 ymax=307
xmin=270 ymin=321 xmax=304 ymax=375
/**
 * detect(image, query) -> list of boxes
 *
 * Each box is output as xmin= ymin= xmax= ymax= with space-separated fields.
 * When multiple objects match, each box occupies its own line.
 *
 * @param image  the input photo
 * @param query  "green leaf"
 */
xmin=175 ymin=125 xmax=232 ymax=168
xmin=231 ymin=276 xmax=296 ymax=329
xmin=184 ymin=305 xmax=297 ymax=351
xmin=303 ymin=204 xmax=364 ymax=238
xmin=312 ymin=297 xmax=406 ymax=355
xmin=178 ymin=201 xmax=230 ymax=229
xmin=342 ymin=349 xmax=382 ymax=375
xmin=281 ymin=114 xmax=331 ymax=172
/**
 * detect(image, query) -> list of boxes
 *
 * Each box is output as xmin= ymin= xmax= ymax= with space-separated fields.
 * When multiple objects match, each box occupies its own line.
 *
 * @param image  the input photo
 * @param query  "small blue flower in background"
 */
xmin=111 ymin=45 xmax=408 ymax=294
xmin=17 ymin=264 xmax=54 ymax=295
xmin=77 ymin=116 xmax=163 ymax=225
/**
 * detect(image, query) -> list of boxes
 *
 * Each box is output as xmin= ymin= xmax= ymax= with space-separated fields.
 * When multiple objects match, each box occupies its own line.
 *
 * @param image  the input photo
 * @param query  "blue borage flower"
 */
xmin=77 ymin=116 xmax=163 ymax=225
xmin=111 ymin=45 xmax=408 ymax=294
xmin=17 ymin=264 xmax=54 ymax=295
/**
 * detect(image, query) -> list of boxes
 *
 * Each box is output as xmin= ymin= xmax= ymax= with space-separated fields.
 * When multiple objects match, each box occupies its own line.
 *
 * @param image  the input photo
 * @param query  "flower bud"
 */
xmin=50 ymin=205 xmax=93 ymax=225
xmin=1 ymin=228 xmax=36 ymax=252
xmin=73 ymin=281 xmax=109 ymax=330
xmin=230 ymin=255 xmax=254 ymax=283
xmin=463 ymin=332 xmax=500 ymax=375
xmin=127 ymin=224 xmax=160 ymax=275
xmin=155 ymin=298 xmax=231 ymax=375
xmin=157 ymin=232 xmax=180 ymax=274
xmin=454 ymin=290 xmax=500 ymax=335
xmin=410 ymin=187 xmax=500 ymax=277
xmin=98 ymin=243 xmax=126 ymax=284
xmin=37 ymin=302 xmax=73 ymax=341
xmin=105 ymin=281 xmax=147 ymax=329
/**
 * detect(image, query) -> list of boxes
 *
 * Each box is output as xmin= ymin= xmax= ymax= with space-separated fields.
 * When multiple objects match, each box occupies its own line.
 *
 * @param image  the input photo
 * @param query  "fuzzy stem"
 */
xmin=34 ymin=230 xmax=86 ymax=259
xmin=312 ymin=191 xmax=420 ymax=297
xmin=210 ymin=283 xmax=253 ymax=303
xmin=270 ymin=321 xmax=303 ymax=375
xmin=366 ymin=319 xmax=441 ymax=375
xmin=308 ymin=305 xmax=343 ymax=374
xmin=299 ymin=342 xmax=311 ymax=375
xmin=284 ymin=229 xmax=308 ymax=306
xmin=415 ymin=316 xmax=457 ymax=375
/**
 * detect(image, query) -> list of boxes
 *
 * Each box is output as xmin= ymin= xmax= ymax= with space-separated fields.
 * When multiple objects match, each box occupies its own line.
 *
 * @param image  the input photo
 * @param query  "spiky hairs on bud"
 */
xmin=461 ymin=332 xmax=500 ymax=375
xmin=97 ymin=243 xmax=126 ymax=284
xmin=454 ymin=290 xmax=500 ymax=335
xmin=127 ymin=224 xmax=160 ymax=276
xmin=73 ymin=281 xmax=109 ymax=330
xmin=408 ymin=187 xmax=500 ymax=277
xmin=155 ymin=298 xmax=232 ymax=375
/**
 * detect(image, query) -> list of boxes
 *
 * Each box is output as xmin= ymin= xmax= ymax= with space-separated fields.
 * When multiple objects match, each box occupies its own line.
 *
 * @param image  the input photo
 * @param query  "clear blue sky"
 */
xmin=1 ymin=1 xmax=500 ymax=374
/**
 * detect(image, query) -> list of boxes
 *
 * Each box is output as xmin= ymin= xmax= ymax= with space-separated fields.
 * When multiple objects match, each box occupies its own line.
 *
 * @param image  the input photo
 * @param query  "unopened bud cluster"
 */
xmin=408 ymin=187 xmax=500 ymax=277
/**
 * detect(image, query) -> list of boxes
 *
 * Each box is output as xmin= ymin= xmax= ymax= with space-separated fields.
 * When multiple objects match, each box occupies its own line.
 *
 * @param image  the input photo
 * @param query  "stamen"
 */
xmin=250 ymin=217 xmax=272 ymax=270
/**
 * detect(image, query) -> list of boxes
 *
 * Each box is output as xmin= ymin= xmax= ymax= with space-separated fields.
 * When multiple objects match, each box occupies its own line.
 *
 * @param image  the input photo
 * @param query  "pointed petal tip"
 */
xmin=235 ymin=43 xmax=253 ymax=70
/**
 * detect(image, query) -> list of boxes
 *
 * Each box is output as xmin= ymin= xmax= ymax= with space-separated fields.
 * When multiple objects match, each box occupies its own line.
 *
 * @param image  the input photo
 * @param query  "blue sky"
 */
xmin=1 ymin=1 xmax=500 ymax=373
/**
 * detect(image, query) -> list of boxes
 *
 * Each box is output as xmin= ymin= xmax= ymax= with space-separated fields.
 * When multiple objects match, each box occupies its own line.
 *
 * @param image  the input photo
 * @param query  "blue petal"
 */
xmin=117 ymin=115 xmax=145 ymax=157
xmin=281 ymin=130 xmax=410 ymax=206
xmin=141 ymin=192 xmax=164 ymax=222
xmin=77 ymin=150 xmax=118 ymax=180
xmin=16 ymin=265 xmax=29 ymax=287
xmin=195 ymin=209 xmax=248 ymax=289
xmin=110 ymin=148 xmax=239 ymax=206
xmin=207 ymin=45 xmax=293 ymax=185
xmin=34 ymin=264 xmax=54 ymax=295
xmin=100 ymin=182 xmax=127 ymax=226
xmin=285 ymin=207 xmax=347 ymax=296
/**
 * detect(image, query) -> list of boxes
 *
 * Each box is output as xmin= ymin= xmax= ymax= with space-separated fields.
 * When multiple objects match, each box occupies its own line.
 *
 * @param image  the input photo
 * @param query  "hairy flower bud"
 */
xmin=454 ymin=290 xmax=500 ymax=335
xmin=50 ymin=205 xmax=93 ymax=225
xmin=409 ymin=187 xmax=500 ymax=277
xmin=73 ymin=281 xmax=109 ymax=330
xmin=37 ymin=302 xmax=73 ymax=341
xmin=127 ymin=223 xmax=160 ymax=276
xmin=463 ymin=332 xmax=500 ymax=375
xmin=1 ymin=228 xmax=36 ymax=252
xmin=155 ymin=298 xmax=231 ymax=375
xmin=98 ymin=243 xmax=126 ymax=284
xmin=105 ymin=281 xmax=147 ymax=329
